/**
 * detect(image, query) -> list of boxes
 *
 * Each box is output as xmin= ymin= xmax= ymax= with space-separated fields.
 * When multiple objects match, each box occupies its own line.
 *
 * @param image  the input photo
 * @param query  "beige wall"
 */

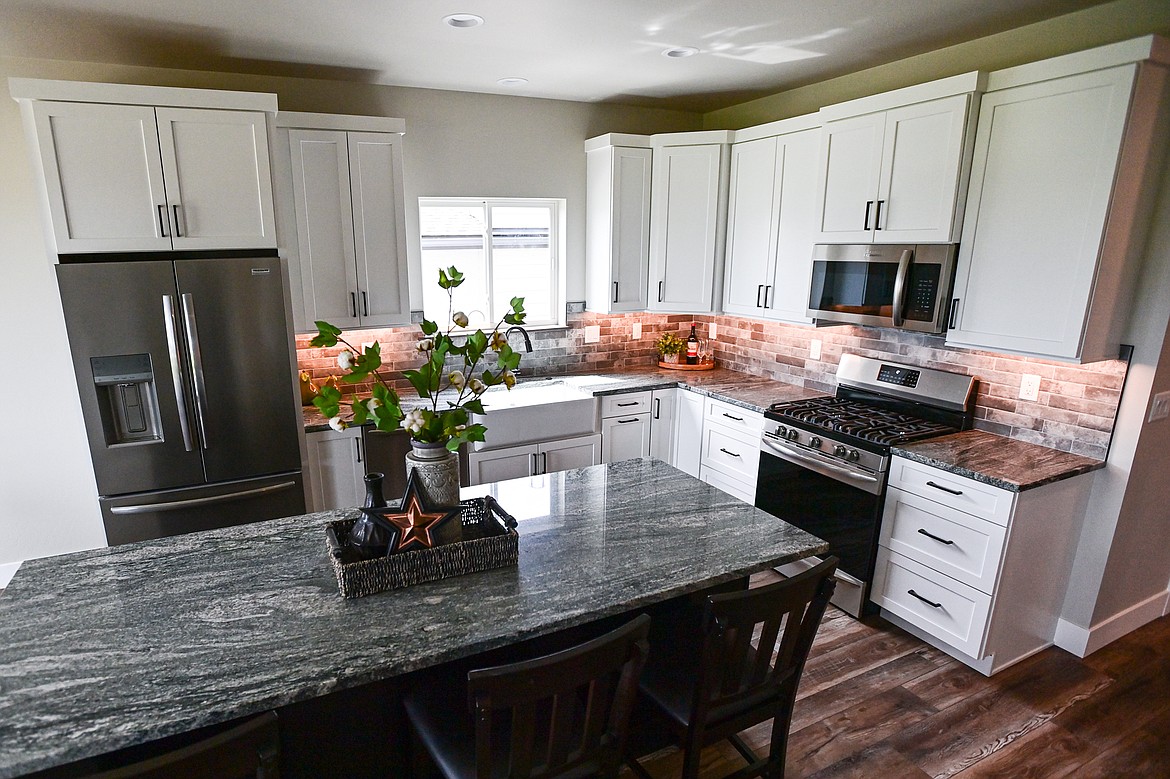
xmin=703 ymin=0 xmax=1170 ymax=128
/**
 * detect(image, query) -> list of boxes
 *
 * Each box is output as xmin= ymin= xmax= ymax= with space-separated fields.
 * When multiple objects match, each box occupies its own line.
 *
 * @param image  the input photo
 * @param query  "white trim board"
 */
xmin=0 ymin=561 xmax=22 ymax=590
xmin=1055 ymin=588 xmax=1170 ymax=657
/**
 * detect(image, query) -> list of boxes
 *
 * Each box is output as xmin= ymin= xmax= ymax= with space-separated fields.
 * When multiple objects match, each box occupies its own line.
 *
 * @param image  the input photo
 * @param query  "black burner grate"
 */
xmin=766 ymin=396 xmax=958 ymax=446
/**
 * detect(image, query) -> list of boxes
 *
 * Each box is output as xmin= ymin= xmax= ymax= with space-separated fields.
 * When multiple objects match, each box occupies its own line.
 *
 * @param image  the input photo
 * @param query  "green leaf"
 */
xmin=309 ymin=320 xmax=342 ymax=348
xmin=446 ymin=266 xmax=465 ymax=288
xmin=437 ymin=268 xmax=451 ymax=289
xmin=402 ymin=368 xmax=431 ymax=399
xmin=351 ymin=399 xmax=369 ymax=425
xmin=420 ymin=319 xmax=439 ymax=336
xmin=312 ymin=392 xmax=340 ymax=419
xmin=463 ymin=398 xmax=485 ymax=415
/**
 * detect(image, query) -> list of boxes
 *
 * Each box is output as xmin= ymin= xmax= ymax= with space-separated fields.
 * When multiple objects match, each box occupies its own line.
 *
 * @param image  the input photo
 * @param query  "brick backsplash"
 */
xmin=297 ymin=313 xmax=1125 ymax=459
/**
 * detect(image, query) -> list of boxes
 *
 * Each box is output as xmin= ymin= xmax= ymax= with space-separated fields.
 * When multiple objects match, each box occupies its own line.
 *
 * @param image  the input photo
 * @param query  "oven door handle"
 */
xmin=891 ymin=248 xmax=913 ymax=327
xmin=761 ymin=436 xmax=883 ymax=495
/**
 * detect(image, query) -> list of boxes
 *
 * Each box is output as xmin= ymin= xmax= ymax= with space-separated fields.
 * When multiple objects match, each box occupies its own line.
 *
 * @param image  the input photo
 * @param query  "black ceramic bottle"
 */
xmin=348 ymin=472 xmax=391 ymax=558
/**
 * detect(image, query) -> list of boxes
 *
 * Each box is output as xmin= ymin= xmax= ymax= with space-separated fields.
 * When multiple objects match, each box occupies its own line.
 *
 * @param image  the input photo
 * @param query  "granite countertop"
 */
xmin=892 ymin=430 xmax=1105 ymax=492
xmin=0 ymin=458 xmax=826 ymax=777
xmin=302 ymin=365 xmax=824 ymax=432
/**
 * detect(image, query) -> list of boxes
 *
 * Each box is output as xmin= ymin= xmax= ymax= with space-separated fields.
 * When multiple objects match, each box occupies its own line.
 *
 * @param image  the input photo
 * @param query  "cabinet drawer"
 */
xmin=888 ymin=457 xmax=1014 ymax=527
xmin=700 ymin=465 xmax=756 ymax=504
xmin=880 ymin=487 xmax=1007 ymax=593
xmin=872 ymin=549 xmax=991 ymax=659
xmin=601 ymin=391 xmax=651 ymax=417
xmin=701 ymin=425 xmax=760 ymax=483
xmin=704 ymin=397 xmax=764 ymax=435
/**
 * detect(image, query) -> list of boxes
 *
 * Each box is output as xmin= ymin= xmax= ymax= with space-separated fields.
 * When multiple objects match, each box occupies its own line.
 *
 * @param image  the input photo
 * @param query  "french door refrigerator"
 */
xmin=56 ymin=256 xmax=305 ymax=545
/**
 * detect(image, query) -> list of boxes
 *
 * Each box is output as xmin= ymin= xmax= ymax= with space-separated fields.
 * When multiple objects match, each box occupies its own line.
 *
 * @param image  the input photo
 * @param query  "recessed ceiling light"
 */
xmin=662 ymin=46 xmax=700 ymax=58
xmin=443 ymin=13 xmax=484 ymax=28
xmin=496 ymin=77 xmax=529 ymax=87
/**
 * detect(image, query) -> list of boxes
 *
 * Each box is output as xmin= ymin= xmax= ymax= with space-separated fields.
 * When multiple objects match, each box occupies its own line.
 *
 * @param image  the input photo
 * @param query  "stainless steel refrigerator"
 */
xmin=57 ymin=256 xmax=305 ymax=545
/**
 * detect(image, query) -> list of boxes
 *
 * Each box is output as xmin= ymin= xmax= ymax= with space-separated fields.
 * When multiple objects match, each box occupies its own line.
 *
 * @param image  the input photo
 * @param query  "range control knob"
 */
xmin=786 ymin=428 xmax=800 ymax=441
xmin=775 ymin=425 xmax=788 ymax=439
xmin=809 ymin=436 xmax=823 ymax=449
xmin=847 ymin=449 xmax=861 ymax=462
xmin=833 ymin=445 xmax=848 ymax=458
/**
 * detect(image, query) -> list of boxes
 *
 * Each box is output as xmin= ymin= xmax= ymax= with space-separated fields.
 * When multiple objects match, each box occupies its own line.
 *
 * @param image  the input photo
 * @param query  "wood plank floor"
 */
xmin=629 ymin=571 xmax=1170 ymax=779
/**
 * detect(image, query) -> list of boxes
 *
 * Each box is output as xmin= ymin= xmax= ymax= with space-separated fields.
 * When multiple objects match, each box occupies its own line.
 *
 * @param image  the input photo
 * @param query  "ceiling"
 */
xmin=1 ymin=0 xmax=1112 ymax=112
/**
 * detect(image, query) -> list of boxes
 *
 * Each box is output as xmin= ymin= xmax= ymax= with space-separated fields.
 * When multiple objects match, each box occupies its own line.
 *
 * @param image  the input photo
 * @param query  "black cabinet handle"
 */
xmin=764 ymin=285 xmax=772 ymax=308
xmin=157 ymin=205 xmax=169 ymax=237
xmin=917 ymin=528 xmax=955 ymax=545
xmin=908 ymin=589 xmax=943 ymax=609
xmin=658 ymin=280 xmax=664 ymax=303
xmin=722 ymin=412 xmax=744 ymax=422
xmin=863 ymin=200 xmax=874 ymax=230
xmin=613 ymin=281 xmax=618 ymax=303
xmin=354 ymin=438 xmax=362 ymax=463
xmin=927 ymin=480 xmax=963 ymax=496
xmin=719 ymin=447 xmax=741 ymax=458
xmin=756 ymin=284 xmax=764 ymax=307
xmin=362 ymin=290 xmax=369 ymax=317
xmin=874 ymin=200 xmax=884 ymax=231
xmin=653 ymin=398 xmax=661 ymax=419
xmin=617 ymin=417 xmax=639 ymax=424
xmin=949 ymin=298 xmax=960 ymax=330
xmin=172 ymin=204 xmax=183 ymax=237
xmin=350 ymin=292 xmax=357 ymax=318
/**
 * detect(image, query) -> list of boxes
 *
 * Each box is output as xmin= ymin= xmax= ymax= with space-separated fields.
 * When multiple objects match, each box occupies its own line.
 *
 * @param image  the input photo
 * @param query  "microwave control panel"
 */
xmin=905 ymin=264 xmax=942 ymax=321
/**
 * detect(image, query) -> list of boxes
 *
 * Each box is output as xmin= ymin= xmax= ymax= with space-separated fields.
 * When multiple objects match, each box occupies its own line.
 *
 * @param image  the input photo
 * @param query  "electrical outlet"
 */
xmin=708 ymin=322 xmax=717 ymax=340
xmin=809 ymin=339 xmax=822 ymax=360
xmin=1149 ymin=390 xmax=1170 ymax=423
xmin=583 ymin=325 xmax=600 ymax=344
xmin=1019 ymin=373 xmax=1042 ymax=402
xmin=631 ymin=322 xmax=642 ymax=340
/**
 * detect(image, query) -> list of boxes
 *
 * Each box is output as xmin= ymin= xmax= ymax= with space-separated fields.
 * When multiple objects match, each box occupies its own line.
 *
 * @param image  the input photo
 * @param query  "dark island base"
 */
xmin=25 ymin=579 xmax=747 ymax=778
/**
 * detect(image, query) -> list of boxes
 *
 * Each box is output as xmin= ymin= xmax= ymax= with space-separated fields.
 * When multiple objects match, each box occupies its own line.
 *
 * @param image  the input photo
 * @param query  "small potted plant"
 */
xmin=655 ymin=332 xmax=684 ymax=364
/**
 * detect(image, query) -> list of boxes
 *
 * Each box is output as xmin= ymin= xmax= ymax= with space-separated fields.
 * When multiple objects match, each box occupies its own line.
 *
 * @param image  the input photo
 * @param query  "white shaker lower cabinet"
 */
xmin=698 ymin=397 xmax=763 ymax=504
xmin=872 ymin=456 xmax=1089 ymax=675
xmin=673 ymin=389 xmax=705 ymax=478
xmin=600 ymin=391 xmax=651 ymax=463
xmin=467 ymin=435 xmax=601 ymax=486
xmin=946 ymin=40 xmax=1170 ymax=362
xmin=305 ymin=426 xmax=365 ymax=511
xmin=648 ymin=389 xmax=678 ymax=463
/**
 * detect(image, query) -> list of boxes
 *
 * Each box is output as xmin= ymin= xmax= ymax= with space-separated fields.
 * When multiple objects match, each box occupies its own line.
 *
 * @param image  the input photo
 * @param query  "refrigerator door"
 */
xmin=174 ymin=258 xmax=301 ymax=482
xmin=57 ymin=261 xmax=205 ymax=495
xmin=100 ymin=472 xmax=305 ymax=545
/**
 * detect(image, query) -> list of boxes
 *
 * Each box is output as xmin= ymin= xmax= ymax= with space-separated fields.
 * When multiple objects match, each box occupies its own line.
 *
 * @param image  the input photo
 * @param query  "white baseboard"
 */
xmin=0 ymin=561 xmax=22 ymax=589
xmin=1055 ymin=588 xmax=1170 ymax=657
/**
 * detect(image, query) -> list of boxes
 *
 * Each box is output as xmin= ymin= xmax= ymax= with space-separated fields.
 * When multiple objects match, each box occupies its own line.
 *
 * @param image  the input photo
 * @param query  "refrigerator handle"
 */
xmin=179 ymin=292 xmax=211 ymax=450
xmin=162 ymin=295 xmax=196 ymax=452
xmin=108 ymin=480 xmax=300 ymax=514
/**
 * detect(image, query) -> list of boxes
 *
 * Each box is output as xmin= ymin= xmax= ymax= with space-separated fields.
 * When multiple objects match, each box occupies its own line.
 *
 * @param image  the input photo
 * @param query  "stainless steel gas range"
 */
xmin=754 ymin=354 xmax=976 ymax=617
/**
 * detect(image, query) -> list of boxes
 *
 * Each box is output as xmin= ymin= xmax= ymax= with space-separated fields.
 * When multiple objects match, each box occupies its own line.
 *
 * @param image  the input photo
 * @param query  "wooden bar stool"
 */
xmin=404 ymin=614 xmax=650 ymax=779
xmin=626 ymin=558 xmax=838 ymax=779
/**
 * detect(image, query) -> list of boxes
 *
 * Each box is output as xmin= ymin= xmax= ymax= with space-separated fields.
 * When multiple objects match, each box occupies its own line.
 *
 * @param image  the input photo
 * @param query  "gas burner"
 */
xmin=766 ymin=396 xmax=961 ymax=447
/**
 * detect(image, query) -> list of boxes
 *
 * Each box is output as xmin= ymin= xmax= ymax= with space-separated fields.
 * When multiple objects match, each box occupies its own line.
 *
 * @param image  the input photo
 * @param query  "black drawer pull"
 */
xmin=616 ymin=401 xmax=639 ymax=407
xmin=917 ymin=528 xmax=955 ymax=545
xmin=926 ymin=480 xmax=963 ymax=496
xmin=617 ymin=417 xmax=639 ymax=424
xmin=908 ymin=589 xmax=943 ymax=609
xmin=718 ymin=448 xmax=741 ymax=458
xmin=722 ymin=412 xmax=744 ymax=422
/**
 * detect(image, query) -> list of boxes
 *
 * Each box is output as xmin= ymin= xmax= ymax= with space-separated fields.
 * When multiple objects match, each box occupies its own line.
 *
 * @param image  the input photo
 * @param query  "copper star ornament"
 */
xmin=366 ymin=471 xmax=459 ymax=554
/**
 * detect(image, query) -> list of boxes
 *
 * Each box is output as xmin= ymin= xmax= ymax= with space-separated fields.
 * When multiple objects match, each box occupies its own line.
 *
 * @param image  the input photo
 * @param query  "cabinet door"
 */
xmin=649 ymin=144 xmax=725 ymax=313
xmin=946 ymin=66 xmax=1135 ymax=360
xmin=815 ymin=112 xmax=884 ymax=243
xmin=767 ymin=128 xmax=820 ymax=324
xmin=306 ymin=427 xmax=364 ymax=511
xmin=586 ymin=146 xmax=651 ymax=313
xmin=722 ymin=137 xmax=779 ymax=316
xmin=289 ymin=129 xmax=361 ymax=329
xmin=673 ymin=389 xmax=704 ymax=478
xmin=30 ymin=101 xmax=171 ymax=253
xmin=155 ymin=108 xmax=276 ymax=250
xmin=648 ymin=389 xmax=677 ymax=464
xmin=542 ymin=434 xmax=602 ymax=473
xmin=601 ymin=414 xmax=650 ymax=463
xmin=876 ymin=94 xmax=970 ymax=243
xmin=348 ymin=132 xmax=411 ymax=327
xmin=468 ymin=444 xmax=538 ymax=485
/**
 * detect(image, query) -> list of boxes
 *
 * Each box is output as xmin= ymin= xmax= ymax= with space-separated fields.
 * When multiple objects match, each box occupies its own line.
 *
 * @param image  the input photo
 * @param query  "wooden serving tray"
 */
xmin=658 ymin=360 xmax=717 ymax=371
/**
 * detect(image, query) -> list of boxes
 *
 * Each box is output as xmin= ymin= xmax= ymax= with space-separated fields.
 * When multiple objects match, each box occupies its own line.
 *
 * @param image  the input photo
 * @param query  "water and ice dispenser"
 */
xmin=90 ymin=354 xmax=164 ymax=446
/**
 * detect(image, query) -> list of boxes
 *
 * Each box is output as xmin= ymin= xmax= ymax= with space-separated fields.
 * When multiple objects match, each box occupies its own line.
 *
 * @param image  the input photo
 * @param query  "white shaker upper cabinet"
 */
xmin=814 ymin=74 xmax=981 ymax=244
xmin=946 ymin=53 xmax=1166 ymax=362
xmin=585 ymin=137 xmax=652 ymax=314
xmin=648 ymin=134 xmax=731 ymax=313
xmin=723 ymin=119 xmax=820 ymax=323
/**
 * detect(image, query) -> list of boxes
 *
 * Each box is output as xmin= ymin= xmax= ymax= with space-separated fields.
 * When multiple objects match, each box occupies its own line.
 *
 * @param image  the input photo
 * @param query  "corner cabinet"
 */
xmin=585 ymin=135 xmax=651 ymax=314
xmin=467 ymin=434 xmax=601 ymax=485
xmin=13 ymin=81 xmax=278 ymax=255
xmin=813 ymin=73 xmax=982 ymax=244
xmin=946 ymin=41 xmax=1170 ymax=362
xmin=273 ymin=112 xmax=410 ymax=332
xmin=722 ymin=118 xmax=821 ymax=322
xmin=648 ymin=132 xmax=733 ymax=314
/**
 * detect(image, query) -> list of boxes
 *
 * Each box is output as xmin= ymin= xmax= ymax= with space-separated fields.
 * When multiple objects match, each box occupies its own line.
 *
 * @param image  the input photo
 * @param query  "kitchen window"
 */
xmin=418 ymin=198 xmax=565 ymax=329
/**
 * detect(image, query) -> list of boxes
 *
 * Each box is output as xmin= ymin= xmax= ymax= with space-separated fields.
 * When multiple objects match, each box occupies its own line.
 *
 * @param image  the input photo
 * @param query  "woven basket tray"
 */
xmin=325 ymin=496 xmax=519 ymax=599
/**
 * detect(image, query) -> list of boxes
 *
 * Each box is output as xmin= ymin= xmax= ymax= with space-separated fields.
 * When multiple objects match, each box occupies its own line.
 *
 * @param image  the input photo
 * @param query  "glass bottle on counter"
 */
xmin=686 ymin=323 xmax=700 ymax=365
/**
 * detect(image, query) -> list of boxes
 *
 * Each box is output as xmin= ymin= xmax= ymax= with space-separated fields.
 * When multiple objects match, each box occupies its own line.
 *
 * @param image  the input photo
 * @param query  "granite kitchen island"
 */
xmin=0 ymin=458 xmax=826 ymax=778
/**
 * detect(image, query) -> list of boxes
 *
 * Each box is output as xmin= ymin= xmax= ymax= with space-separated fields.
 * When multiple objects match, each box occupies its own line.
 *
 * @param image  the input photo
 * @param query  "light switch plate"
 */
xmin=1019 ymin=373 xmax=1042 ymax=402
xmin=631 ymin=322 xmax=642 ymax=340
xmin=583 ymin=325 xmax=600 ymax=344
xmin=1149 ymin=390 xmax=1170 ymax=423
xmin=708 ymin=322 xmax=717 ymax=340
xmin=809 ymin=339 xmax=822 ymax=360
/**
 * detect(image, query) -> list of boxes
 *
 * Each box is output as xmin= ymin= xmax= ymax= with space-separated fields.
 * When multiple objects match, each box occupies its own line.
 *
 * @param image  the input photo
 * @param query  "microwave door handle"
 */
xmin=891 ymin=248 xmax=913 ymax=327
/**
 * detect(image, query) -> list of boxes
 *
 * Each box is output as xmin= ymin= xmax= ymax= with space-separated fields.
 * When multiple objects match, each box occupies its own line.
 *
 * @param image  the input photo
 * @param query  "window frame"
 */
xmin=417 ymin=196 xmax=567 ymax=329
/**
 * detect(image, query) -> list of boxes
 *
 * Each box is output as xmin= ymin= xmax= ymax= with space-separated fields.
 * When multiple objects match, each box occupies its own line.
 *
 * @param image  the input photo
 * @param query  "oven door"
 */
xmin=754 ymin=434 xmax=885 ymax=616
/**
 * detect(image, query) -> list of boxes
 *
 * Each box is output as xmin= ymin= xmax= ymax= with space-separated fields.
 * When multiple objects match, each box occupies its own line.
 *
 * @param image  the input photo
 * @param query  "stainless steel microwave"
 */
xmin=806 ymin=243 xmax=958 ymax=333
